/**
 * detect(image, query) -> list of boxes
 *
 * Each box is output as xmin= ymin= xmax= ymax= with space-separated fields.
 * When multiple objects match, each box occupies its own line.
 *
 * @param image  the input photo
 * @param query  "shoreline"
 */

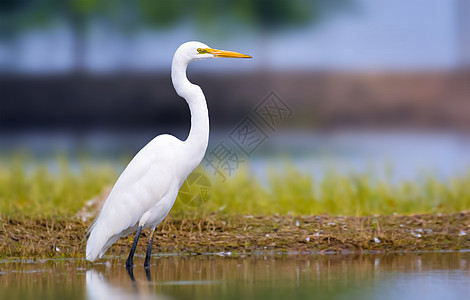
xmin=1 ymin=212 xmax=469 ymax=259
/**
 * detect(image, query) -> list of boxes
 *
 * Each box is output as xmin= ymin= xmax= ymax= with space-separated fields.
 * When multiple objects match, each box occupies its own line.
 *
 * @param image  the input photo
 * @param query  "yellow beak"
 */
xmin=206 ymin=48 xmax=252 ymax=58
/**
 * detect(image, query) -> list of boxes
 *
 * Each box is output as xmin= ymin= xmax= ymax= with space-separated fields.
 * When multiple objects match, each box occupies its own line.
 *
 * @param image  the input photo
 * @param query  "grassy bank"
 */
xmin=0 ymin=157 xmax=470 ymax=218
xmin=1 ymin=158 xmax=470 ymax=258
xmin=1 ymin=213 xmax=470 ymax=258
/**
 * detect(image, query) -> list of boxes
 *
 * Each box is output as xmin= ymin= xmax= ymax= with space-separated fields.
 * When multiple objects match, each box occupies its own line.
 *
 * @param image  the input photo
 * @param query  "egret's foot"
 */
xmin=145 ymin=267 xmax=152 ymax=282
xmin=144 ymin=256 xmax=151 ymax=269
xmin=126 ymin=257 xmax=134 ymax=268
xmin=126 ymin=265 xmax=136 ymax=282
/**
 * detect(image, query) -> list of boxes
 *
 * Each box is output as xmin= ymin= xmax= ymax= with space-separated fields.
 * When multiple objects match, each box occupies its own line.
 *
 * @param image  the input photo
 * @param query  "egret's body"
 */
xmin=85 ymin=41 xmax=251 ymax=267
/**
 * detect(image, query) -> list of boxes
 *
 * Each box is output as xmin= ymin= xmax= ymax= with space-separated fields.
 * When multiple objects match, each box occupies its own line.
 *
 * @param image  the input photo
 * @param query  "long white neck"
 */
xmin=171 ymin=56 xmax=209 ymax=171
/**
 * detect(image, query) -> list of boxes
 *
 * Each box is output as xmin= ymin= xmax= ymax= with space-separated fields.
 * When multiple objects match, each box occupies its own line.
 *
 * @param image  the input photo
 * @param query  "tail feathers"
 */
xmin=86 ymin=221 xmax=139 ymax=262
xmin=86 ymin=221 xmax=115 ymax=261
xmin=86 ymin=215 xmax=99 ymax=239
xmin=82 ymin=214 xmax=99 ymax=244
xmin=86 ymin=221 xmax=111 ymax=262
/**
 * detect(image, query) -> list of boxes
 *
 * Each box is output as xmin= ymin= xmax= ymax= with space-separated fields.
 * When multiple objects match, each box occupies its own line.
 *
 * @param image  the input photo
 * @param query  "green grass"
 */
xmin=0 ymin=156 xmax=116 ymax=218
xmin=173 ymin=165 xmax=470 ymax=217
xmin=1 ymin=156 xmax=470 ymax=218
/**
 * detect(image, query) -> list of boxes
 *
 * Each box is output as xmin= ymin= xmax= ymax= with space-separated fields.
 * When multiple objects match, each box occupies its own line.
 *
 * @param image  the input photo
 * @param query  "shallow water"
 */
xmin=1 ymin=252 xmax=470 ymax=300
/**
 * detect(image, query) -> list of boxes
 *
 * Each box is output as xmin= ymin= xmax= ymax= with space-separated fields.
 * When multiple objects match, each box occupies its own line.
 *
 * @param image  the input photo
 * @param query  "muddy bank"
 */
xmin=1 ymin=212 xmax=470 ymax=259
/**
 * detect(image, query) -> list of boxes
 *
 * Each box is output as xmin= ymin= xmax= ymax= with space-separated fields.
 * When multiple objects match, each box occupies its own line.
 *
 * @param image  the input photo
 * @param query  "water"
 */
xmin=2 ymin=131 xmax=470 ymax=182
xmin=250 ymin=131 xmax=470 ymax=182
xmin=1 ymin=253 xmax=470 ymax=300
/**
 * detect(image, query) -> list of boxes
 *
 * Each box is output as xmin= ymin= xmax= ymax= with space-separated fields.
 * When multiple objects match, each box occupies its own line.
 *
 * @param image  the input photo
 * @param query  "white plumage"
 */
xmin=85 ymin=41 xmax=251 ymax=266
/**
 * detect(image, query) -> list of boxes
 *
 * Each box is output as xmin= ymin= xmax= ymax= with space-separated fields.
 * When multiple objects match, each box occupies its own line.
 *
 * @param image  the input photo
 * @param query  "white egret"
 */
xmin=85 ymin=41 xmax=251 ymax=268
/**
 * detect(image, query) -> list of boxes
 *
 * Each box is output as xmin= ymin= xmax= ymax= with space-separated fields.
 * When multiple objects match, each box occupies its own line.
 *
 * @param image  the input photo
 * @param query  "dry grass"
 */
xmin=1 ymin=212 xmax=470 ymax=259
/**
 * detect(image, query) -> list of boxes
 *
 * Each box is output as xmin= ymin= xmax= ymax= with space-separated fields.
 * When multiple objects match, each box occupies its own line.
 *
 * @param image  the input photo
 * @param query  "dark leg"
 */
xmin=144 ymin=227 xmax=156 ymax=268
xmin=126 ymin=225 xmax=143 ymax=268
xmin=145 ymin=267 xmax=152 ymax=282
xmin=126 ymin=264 xmax=136 ymax=282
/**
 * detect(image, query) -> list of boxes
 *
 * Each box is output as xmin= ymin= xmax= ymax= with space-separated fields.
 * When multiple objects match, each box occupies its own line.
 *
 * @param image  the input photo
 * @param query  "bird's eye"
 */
xmin=197 ymin=48 xmax=203 ymax=53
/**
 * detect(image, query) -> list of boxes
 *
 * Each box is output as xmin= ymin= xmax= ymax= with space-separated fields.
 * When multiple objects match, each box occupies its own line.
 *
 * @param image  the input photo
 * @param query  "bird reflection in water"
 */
xmin=86 ymin=266 xmax=164 ymax=300
xmin=126 ymin=264 xmax=152 ymax=282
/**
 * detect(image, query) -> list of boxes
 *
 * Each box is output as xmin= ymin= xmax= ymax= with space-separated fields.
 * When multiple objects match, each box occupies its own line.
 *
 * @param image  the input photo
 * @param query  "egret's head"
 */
xmin=175 ymin=41 xmax=252 ymax=64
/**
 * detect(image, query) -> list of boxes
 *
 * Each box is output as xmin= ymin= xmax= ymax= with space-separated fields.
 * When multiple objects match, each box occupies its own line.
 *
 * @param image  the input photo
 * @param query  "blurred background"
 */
xmin=1 ymin=0 xmax=470 ymax=182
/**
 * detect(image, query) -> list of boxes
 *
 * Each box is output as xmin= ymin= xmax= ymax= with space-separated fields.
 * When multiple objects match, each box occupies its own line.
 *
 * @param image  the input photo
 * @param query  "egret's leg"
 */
xmin=144 ymin=227 xmax=156 ymax=268
xmin=145 ymin=267 xmax=152 ymax=282
xmin=126 ymin=226 xmax=143 ymax=268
